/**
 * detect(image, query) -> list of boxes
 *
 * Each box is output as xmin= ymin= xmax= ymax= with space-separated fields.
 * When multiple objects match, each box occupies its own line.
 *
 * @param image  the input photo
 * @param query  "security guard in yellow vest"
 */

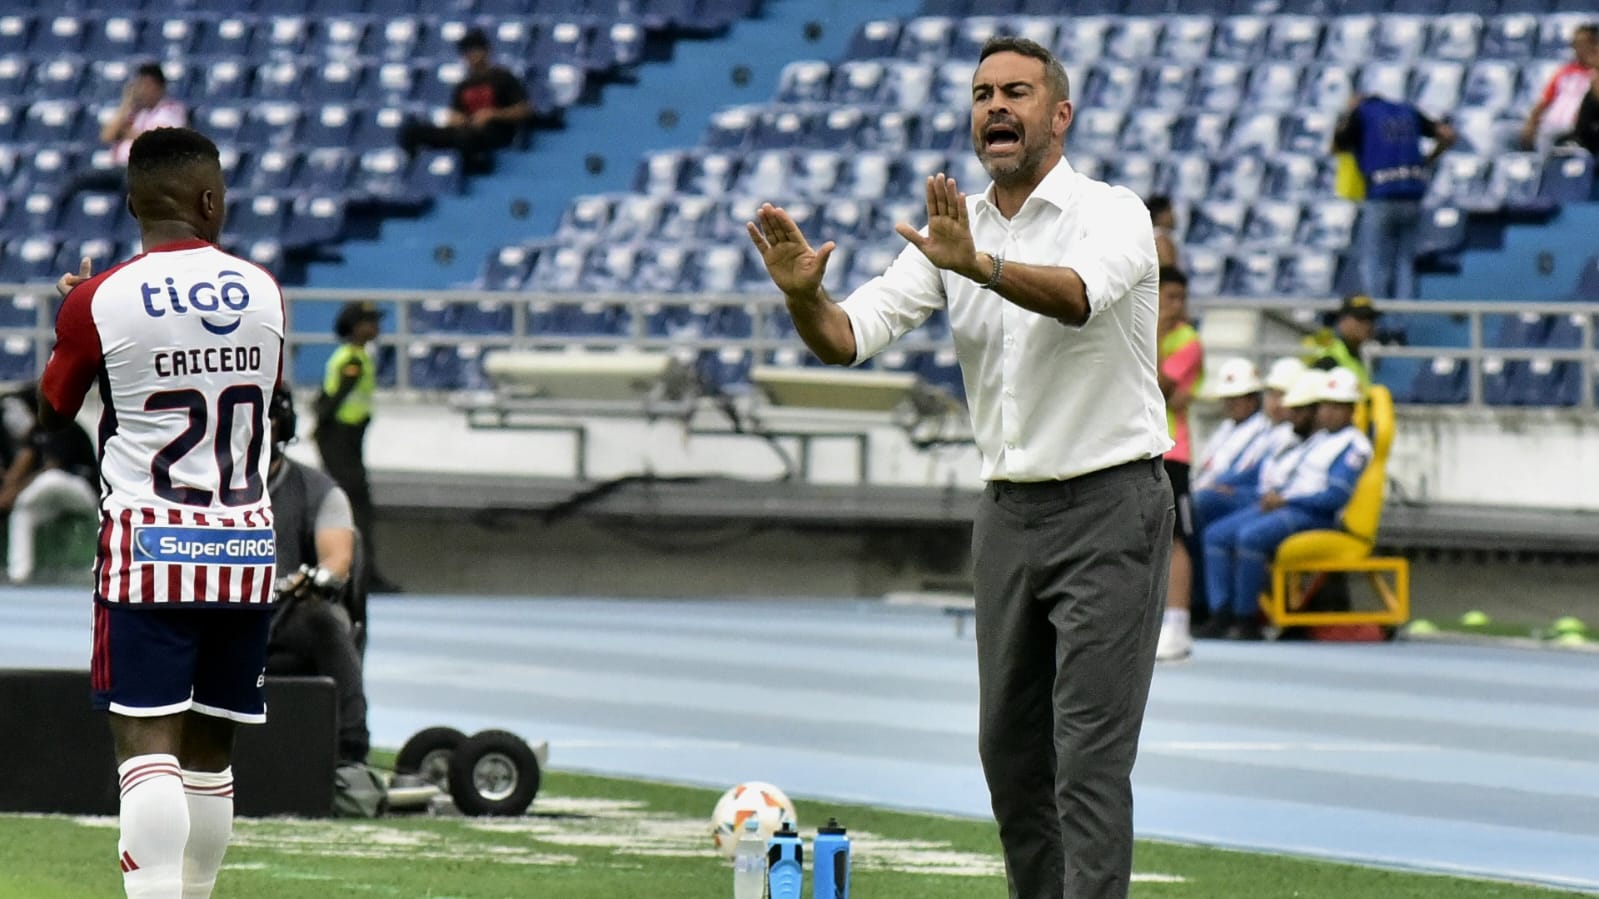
xmin=316 ymin=301 xmax=400 ymax=593
xmin=1302 ymin=294 xmax=1379 ymax=389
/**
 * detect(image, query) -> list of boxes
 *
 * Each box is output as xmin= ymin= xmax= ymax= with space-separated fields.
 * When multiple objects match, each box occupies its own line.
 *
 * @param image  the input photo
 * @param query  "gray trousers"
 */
xmin=972 ymin=458 xmax=1173 ymax=899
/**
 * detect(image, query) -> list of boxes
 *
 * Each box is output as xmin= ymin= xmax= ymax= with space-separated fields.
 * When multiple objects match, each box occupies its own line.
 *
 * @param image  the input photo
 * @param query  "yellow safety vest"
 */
xmin=322 ymin=344 xmax=375 ymax=425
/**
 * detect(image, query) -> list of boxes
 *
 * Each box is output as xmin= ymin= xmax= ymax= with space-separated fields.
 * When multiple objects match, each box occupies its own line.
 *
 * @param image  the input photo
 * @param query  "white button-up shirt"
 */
xmin=840 ymin=158 xmax=1172 ymax=482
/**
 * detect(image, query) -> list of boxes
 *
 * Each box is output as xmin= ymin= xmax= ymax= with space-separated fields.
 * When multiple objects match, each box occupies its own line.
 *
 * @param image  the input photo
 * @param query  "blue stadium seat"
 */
xmin=1299 ymin=199 xmax=1358 ymax=250
xmin=1141 ymin=64 xmax=1194 ymax=111
xmin=1410 ymin=61 xmax=1463 ymax=118
xmin=30 ymin=15 xmax=86 ymax=55
xmin=1193 ymin=62 xmax=1246 ymax=110
xmin=478 ymin=245 xmax=538 ymax=291
xmin=1070 ymin=109 xmax=1124 ymax=158
xmin=1491 ymin=311 xmax=1550 ymax=348
xmin=0 ymin=290 xmax=39 ymax=328
xmin=225 ymin=194 xmax=288 ymax=243
xmin=831 ymin=60 xmax=886 ymax=105
xmin=456 ymin=301 xmax=514 ymax=335
xmin=1321 ymin=15 xmax=1377 ymax=63
xmin=526 ymin=244 xmax=588 ymax=292
xmin=0 ymin=337 xmax=35 ymax=382
xmin=287 ymin=195 xmax=345 ymax=246
xmin=405 ymin=151 xmax=463 ymax=201
xmin=59 ymin=193 xmax=123 ymax=239
xmin=1480 ymin=14 xmax=1538 ymax=60
xmin=607 ymin=196 xmax=664 ymax=243
xmin=1225 ymin=251 xmax=1282 ymax=297
xmin=1408 ymin=356 xmax=1468 ymax=403
xmin=1544 ymin=314 xmax=1587 ymax=349
xmin=0 ymin=236 xmax=61 ymax=282
xmin=895 ymin=17 xmax=953 ymax=62
xmin=1101 ymin=154 xmax=1157 ymax=198
xmin=1211 ymin=15 xmax=1268 ymax=59
xmin=238 ymin=102 xmax=302 ymax=148
xmin=248 ymin=15 xmax=309 ymax=57
xmin=83 ymin=15 xmax=140 ymax=58
xmin=1539 ymin=150 xmax=1595 ymax=204
xmin=1242 ymin=200 xmax=1300 ymax=246
xmin=634 ymin=244 xmax=692 ymax=293
xmin=1157 ymin=16 xmax=1213 ymax=63
xmin=1276 ymin=250 xmax=1337 ymax=296
xmin=776 ymin=60 xmax=831 ymax=104
xmin=0 ymin=14 xmax=30 ymax=55
xmin=1187 ymin=200 xmax=1246 ymax=248
xmin=1572 ymin=255 xmax=1599 ymax=301
xmin=846 ymin=19 xmax=899 ymax=60
xmin=750 ymin=109 xmax=808 ymax=150
xmin=1103 ymin=18 xmax=1161 ymax=62
xmin=30 ymin=58 xmax=83 ymax=101
xmin=1265 ymin=15 xmax=1322 ymax=62
xmin=1155 ymin=154 xmax=1210 ymax=202
xmin=656 ymin=195 xmax=722 ymax=241
xmin=1358 ymin=62 xmax=1410 ymax=104
xmin=1427 ymin=14 xmax=1482 ymax=61
xmin=1052 ymin=16 xmax=1111 ymax=65
xmin=1374 ymin=15 xmax=1428 ymax=60
xmin=1209 ymin=155 xmax=1265 ymax=201
xmin=1416 ymin=205 xmax=1467 ymax=257
xmin=1490 ymin=153 xmax=1547 ymax=212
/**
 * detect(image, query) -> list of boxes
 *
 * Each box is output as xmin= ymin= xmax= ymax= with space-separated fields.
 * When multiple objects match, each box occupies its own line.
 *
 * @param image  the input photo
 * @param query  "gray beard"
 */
xmin=976 ymin=137 xmax=1051 ymax=187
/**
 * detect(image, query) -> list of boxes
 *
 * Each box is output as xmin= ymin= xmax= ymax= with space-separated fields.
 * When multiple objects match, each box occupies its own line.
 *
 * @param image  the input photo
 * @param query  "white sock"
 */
xmin=1163 ymin=607 xmax=1190 ymax=634
xmin=180 ymin=768 xmax=235 ymax=899
xmin=118 ymin=754 xmax=189 ymax=899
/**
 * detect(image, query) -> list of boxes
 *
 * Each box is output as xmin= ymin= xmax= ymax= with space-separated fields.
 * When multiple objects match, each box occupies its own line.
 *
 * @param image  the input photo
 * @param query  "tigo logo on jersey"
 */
xmin=133 ymin=527 xmax=275 ymax=565
xmin=140 ymin=271 xmax=252 ymax=336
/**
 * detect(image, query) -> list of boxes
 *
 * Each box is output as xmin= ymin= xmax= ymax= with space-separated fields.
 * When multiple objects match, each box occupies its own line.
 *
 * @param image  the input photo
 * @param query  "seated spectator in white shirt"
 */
xmin=60 ymin=62 xmax=188 ymax=204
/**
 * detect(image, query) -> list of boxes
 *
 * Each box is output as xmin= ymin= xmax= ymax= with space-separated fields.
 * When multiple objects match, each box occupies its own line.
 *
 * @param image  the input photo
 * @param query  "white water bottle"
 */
xmin=733 ymin=817 xmax=767 ymax=899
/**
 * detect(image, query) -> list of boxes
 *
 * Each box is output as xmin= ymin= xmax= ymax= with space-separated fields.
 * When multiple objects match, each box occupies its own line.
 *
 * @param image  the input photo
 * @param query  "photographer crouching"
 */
xmin=265 ymin=387 xmax=371 ymax=769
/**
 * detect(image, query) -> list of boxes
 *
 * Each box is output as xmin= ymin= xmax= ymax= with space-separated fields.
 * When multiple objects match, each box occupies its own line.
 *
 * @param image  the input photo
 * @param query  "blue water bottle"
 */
xmin=766 ymin=821 xmax=803 ymax=899
xmin=813 ymin=818 xmax=851 ymax=899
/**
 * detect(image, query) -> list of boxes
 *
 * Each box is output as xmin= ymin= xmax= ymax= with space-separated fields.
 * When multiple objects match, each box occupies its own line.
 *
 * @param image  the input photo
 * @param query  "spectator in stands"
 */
xmin=316 ymin=302 xmax=400 ymax=594
xmin=1304 ymin=295 xmax=1380 ymax=388
xmin=1191 ymin=357 xmax=1307 ymax=532
xmin=747 ymin=35 xmax=1174 ymax=899
xmin=1156 ymin=266 xmax=1202 ymax=663
xmin=0 ymin=383 xmax=98 ymax=584
xmin=265 ymin=388 xmax=371 ymax=767
xmin=60 ymin=62 xmax=187 ymax=204
xmin=1200 ymin=368 xmax=1370 ymax=640
xmin=1520 ymin=24 xmax=1599 ymax=153
xmin=1146 ymin=195 xmax=1180 ymax=268
xmin=398 ymin=28 xmax=533 ymax=173
xmin=1333 ymin=95 xmax=1456 ymax=300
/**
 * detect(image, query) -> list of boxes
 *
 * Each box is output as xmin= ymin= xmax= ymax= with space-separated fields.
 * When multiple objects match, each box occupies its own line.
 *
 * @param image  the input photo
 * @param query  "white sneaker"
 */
xmin=1155 ymin=624 xmax=1192 ymax=662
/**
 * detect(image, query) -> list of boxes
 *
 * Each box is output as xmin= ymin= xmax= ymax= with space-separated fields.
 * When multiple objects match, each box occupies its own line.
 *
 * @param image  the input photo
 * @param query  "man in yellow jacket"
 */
xmin=316 ymin=302 xmax=401 ymax=593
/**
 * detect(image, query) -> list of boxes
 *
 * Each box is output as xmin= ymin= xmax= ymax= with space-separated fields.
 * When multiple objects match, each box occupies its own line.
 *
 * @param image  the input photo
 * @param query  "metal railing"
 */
xmin=4 ymin=285 xmax=1598 ymax=407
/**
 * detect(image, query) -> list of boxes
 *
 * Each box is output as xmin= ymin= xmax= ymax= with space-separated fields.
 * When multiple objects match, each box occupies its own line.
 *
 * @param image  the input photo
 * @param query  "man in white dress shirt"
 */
xmin=747 ymin=35 xmax=1172 ymax=899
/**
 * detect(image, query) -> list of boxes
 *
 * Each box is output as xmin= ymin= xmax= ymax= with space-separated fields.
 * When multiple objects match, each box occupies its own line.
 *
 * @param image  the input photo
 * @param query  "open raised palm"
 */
xmin=746 ymin=203 xmax=836 ymax=297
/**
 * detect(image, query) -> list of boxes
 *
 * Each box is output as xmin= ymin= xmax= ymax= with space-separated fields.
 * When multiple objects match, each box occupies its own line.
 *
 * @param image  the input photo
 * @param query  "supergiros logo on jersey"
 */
xmin=133 ymin=527 xmax=276 ymax=566
xmin=140 ymin=271 xmax=252 ymax=336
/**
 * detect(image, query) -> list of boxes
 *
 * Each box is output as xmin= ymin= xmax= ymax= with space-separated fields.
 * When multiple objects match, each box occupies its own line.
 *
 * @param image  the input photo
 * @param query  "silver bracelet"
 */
xmin=982 ymin=251 xmax=1004 ymax=290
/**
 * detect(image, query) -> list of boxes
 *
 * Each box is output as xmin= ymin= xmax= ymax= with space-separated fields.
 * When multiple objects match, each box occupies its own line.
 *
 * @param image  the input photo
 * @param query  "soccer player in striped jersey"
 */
xmin=39 ymin=127 xmax=285 ymax=899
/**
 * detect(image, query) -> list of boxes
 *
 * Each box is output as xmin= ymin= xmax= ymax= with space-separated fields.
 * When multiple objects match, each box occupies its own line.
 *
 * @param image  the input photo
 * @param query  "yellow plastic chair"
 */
xmin=1261 ymin=385 xmax=1410 ymax=627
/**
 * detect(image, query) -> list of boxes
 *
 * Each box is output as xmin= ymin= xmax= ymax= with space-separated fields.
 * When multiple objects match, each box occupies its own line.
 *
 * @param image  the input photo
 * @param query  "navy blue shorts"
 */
xmin=91 ymin=600 xmax=274 ymax=723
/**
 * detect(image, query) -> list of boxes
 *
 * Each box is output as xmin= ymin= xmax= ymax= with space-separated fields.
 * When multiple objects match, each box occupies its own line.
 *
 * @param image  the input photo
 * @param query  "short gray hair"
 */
xmin=978 ymin=36 xmax=1070 ymax=103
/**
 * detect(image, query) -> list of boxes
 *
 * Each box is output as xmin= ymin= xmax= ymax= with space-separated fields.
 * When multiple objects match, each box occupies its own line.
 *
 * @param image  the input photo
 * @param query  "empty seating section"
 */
xmin=0 ymin=1 xmax=758 ymax=291
xmin=457 ymin=3 xmax=1596 ymax=400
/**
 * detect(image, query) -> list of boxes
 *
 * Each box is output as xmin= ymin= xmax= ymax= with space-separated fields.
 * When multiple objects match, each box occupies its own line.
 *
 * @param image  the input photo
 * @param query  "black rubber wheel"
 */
xmin=447 ymin=729 xmax=541 ymax=817
xmin=395 ymin=726 xmax=468 ymax=789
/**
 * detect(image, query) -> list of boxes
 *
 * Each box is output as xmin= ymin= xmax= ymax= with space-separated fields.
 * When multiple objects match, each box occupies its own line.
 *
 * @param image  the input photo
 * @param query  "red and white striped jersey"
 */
xmin=41 ymin=239 xmax=285 ymax=605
